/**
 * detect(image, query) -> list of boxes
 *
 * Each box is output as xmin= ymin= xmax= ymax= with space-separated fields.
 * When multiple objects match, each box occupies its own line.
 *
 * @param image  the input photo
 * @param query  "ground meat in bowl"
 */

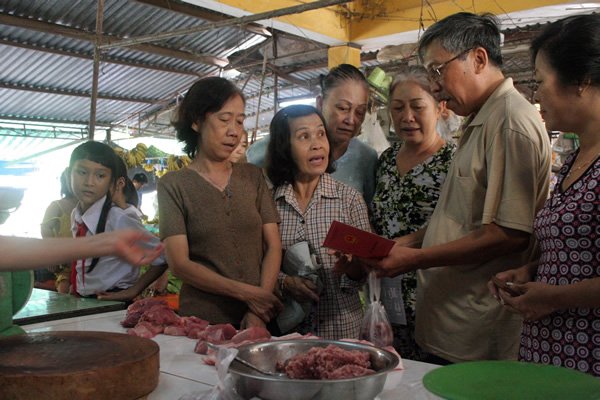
xmin=277 ymin=344 xmax=375 ymax=379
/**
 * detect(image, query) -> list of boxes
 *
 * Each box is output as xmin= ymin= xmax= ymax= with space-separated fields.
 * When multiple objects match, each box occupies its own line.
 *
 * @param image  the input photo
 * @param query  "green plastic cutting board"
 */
xmin=423 ymin=360 xmax=600 ymax=400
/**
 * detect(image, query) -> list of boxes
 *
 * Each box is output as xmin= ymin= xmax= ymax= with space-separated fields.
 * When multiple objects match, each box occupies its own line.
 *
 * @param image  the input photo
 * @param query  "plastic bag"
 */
xmin=358 ymin=112 xmax=390 ymax=156
xmin=360 ymin=271 xmax=393 ymax=347
xmin=178 ymin=346 xmax=244 ymax=400
xmin=276 ymin=241 xmax=322 ymax=333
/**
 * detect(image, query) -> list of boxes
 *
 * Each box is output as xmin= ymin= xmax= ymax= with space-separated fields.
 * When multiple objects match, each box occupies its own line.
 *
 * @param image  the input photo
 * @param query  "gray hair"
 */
xmin=389 ymin=65 xmax=435 ymax=104
xmin=418 ymin=12 xmax=503 ymax=67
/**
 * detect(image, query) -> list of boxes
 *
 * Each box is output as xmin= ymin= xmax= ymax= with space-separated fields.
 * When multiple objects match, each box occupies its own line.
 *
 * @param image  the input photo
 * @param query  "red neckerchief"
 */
xmin=70 ymin=221 xmax=88 ymax=295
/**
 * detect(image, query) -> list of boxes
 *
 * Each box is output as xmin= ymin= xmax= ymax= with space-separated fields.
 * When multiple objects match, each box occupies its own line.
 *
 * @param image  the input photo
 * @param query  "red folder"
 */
xmin=322 ymin=220 xmax=395 ymax=258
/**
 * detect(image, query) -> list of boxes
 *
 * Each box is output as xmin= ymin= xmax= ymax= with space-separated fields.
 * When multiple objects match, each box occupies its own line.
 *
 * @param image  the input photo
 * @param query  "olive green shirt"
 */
xmin=158 ymin=163 xmax=279 ymax=325
xmin=416 ymin=78 xmax=552 ymax=362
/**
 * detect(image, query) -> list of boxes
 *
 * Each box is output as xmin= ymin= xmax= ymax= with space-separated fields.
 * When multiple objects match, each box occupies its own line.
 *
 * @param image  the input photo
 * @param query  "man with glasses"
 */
xmin=368 ymin=13 xmax=551 ymax=364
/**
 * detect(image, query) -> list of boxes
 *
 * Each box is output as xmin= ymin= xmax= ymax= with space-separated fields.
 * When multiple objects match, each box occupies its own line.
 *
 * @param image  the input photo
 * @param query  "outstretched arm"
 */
xmin=0 ymin=230 xmax=163 ymax=271
xmin=368 ymin=222 xmax=530 ymax=277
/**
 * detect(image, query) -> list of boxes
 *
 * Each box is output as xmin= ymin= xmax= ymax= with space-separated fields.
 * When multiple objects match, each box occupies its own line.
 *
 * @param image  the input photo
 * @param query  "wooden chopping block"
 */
xmin=0 ymin=331 xmax=159 ymax=400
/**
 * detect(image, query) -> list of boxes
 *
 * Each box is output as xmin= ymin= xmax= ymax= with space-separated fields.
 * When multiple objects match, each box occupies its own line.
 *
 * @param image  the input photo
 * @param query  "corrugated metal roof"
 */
xmin=0 ymin=0 xmax=277 ymax=131
xmin=0 ymin=0 xmax=554 ymax=135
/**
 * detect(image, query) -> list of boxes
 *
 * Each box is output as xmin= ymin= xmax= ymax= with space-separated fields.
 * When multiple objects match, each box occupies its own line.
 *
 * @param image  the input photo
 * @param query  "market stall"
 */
xmin=22 ymin=311 xmax=442 ymax=399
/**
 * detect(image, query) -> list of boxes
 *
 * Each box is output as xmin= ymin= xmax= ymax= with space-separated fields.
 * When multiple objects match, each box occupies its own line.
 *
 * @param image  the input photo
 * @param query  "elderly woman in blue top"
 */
xmin=266 ymin=104 xmax=371 ymax=340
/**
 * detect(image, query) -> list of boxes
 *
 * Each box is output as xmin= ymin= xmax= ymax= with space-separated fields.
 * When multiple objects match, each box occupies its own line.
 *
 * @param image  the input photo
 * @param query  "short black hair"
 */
xmin=172 ymin=77 xmax=245 ymax=159
xmin=531 ymin=14 xmax=600 ymax=88
xmin=132 ymin=173 xmax=148 ymax=184
xmin=266 ymin=105 xmax=335 ymax=187
xmin=418 ymin=12 xmax=503 ymax=67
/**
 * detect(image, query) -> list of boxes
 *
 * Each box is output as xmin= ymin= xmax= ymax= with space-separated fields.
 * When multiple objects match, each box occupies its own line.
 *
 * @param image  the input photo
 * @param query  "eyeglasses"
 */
xmin=427 ymin=48 xmax=473 ymax=81
xmin=527 ymin=79 xmax=541 ymax=93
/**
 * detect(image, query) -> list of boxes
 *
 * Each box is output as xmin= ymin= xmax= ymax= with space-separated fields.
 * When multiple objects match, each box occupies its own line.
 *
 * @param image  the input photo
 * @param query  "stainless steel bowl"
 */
xmin=228 ymin=339 xmax=399 ymax=400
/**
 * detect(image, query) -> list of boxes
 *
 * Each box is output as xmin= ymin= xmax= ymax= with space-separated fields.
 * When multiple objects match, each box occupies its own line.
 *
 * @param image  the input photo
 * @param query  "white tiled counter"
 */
xmin=25 ymin=311 xmax=441 ymax=399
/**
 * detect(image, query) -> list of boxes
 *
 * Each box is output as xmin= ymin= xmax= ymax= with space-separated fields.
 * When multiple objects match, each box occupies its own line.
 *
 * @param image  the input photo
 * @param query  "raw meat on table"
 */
xmin=278 ymin=345 xmax=374 ymax=379
xmin=121 ymin=298 xmax=168 ymax=328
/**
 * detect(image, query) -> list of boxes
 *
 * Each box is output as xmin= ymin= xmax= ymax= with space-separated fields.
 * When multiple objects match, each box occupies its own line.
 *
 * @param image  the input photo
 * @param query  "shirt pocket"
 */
xmin=445 ymin=175 xmax=474 ymax=227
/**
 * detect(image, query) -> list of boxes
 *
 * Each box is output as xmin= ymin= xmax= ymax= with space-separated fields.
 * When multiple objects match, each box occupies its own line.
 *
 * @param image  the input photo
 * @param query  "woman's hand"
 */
xmin=487 ymin=264 xmax=535 ymax=299
xmin=241 ymin=311 xmax=266 ymax=329
xmin=499 ymin=281 xmax=559 ymax=321
xmin=242 ymin=285 xmax=283 ymax=322
xmin=283 ymin=276 xmax=320 ymax=303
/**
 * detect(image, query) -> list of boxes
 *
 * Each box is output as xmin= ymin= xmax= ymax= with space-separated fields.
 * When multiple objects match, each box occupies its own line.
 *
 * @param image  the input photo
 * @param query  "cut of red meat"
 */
xmin=139 ymin=304 xmax=180 ymax=326
xmin=127 ymin=320 xmax=164 ymax=338
xmin=194 ymin=340 xmax=210 ymax=355
xmin=181 ymin=316 xmax=209 ymax=338
xmin=163 ymin=325 xmax=187 ymax=336
xmin=121 ymin=298 xmax=168 ymax=328
xmin=200 ymin=324 xmax=237 ymax=344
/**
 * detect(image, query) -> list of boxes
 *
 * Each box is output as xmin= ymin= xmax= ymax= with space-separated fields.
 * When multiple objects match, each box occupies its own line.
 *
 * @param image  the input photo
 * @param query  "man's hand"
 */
xmin=362 ymin=242 xmax=421 ymax=278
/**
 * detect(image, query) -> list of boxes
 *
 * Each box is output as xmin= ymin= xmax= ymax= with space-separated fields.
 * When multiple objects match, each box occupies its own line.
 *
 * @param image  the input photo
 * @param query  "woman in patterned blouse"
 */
xmin=371 ymin=66 xmax=455 ymax=360
xmin=490 ymin=14 xmax=600 ymax=377
xmin=266 ymin=104 xmax=371 ymax=340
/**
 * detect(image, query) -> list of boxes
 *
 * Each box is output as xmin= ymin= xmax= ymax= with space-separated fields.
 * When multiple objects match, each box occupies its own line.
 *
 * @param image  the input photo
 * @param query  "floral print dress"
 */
xmin=371 ymin=141 xmax=455 ymax=360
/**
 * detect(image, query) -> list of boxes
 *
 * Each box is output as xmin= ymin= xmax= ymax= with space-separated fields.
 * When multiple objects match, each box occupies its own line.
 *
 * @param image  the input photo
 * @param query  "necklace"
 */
xmin=189 ymin=164 xmax=232 ymax=195
xmin=566 ymin=151 xmax=599 ymax=179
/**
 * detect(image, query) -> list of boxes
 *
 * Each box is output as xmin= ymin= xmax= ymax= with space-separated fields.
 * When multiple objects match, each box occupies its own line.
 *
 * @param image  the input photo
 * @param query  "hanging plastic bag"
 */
xmin=360 ymin=271 xmax=393 ymax=348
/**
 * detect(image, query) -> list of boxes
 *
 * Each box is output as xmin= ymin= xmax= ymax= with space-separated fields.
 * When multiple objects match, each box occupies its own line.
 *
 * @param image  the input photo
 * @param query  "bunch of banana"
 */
xmin=180 ymin=155 xmax=191 ymax=167
xmin=113 ymin=147 xmax=126 ymax=159
xmin=143 ymin=163 xmax=155 ymax=172
xmin=135 ymin=142 xmax=148 ymax=153
xmin=128 ymin=148 xmax=146 ymax=167
xmin=166 ymin=155 xmax=180 ymax=171
xmin=155 ymin=168 xmax=168 ymax=178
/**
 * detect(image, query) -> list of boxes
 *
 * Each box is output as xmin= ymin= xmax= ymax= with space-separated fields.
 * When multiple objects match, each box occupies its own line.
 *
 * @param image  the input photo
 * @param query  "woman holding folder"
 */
xmin=266 ymin=104 xmax=371 ymax=340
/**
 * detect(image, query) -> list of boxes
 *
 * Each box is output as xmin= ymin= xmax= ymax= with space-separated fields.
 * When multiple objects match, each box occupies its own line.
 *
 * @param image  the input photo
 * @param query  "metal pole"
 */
xmin=253 ymin=45 xmax=269 ymax=142
xmin=273 ymin=33 xmax=278 ymax=114
xmin=99 ymin=0 xmax=352 ymax=50
xmin=88 ymin=0 xmax=104 ymax=140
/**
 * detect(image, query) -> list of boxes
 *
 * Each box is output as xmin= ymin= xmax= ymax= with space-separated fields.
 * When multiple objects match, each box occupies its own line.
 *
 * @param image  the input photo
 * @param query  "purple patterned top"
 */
xmin=520 ymin=150 xmax=600 ymax=377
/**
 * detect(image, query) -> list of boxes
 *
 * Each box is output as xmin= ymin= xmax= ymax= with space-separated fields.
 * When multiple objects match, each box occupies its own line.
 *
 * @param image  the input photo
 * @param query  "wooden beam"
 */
xmin=134 ymin=0 xmax=272 ymax=37
xmin=100 ymin=0 xmax=352 ymax=50
xmin=227 ymin=37 xmax=273 ymax=70
xmin=0 ymin=13 xmax=228 ymax=67
xmin=0 ymin=38 xmax=203 ymax=76
xmin=0 ymin=81 xmax=157 ymax=104
xmin=267 ymin=64 xmax=313 ymax=90
xmin=0 ymin=114 xmax=111 ymax=127
xmin=134 ymin=0 xmax=230 ymax=21
xmin=232 ymin=48 xmax=329 ymax=72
